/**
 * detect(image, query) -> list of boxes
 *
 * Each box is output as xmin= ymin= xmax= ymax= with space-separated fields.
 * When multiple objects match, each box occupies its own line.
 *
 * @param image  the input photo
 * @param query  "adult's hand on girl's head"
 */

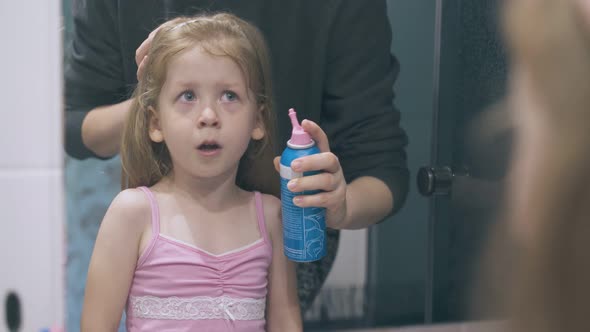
xmin=273 ymin=119 xmax=349 ymax=229
xmin=135 ymin=26 xmax=163 ymax=81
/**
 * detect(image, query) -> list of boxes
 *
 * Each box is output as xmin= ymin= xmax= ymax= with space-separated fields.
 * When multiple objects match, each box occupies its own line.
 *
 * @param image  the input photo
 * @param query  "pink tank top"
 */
xmin=125 ymin=187 xmax=272 ymax=331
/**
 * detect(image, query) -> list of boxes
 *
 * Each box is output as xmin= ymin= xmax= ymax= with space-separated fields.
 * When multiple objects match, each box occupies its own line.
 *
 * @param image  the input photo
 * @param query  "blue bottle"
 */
xmin=280 ymin=108 xmax=326 ymax=262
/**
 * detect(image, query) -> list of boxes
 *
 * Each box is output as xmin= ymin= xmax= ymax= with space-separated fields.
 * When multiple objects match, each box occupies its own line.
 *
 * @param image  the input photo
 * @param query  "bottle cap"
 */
xmin=287 ymin=108 xmax=314 ymax=148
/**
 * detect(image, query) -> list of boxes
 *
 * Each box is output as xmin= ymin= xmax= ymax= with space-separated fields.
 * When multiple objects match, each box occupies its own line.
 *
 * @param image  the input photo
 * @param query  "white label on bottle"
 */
xmin=280 ymin=164 xmax=302 ymax=180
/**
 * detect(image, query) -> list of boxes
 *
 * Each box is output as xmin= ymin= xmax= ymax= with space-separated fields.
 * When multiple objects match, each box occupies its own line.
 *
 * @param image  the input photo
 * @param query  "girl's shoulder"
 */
xmin=259 ymin=192 xmax=280 ymax=214
xmin=111 ymin=188 xmax=152 ymax=211
xmin=104 ymin=188 xmax=152 ymax=232
xmin=259 ymin=193 xmax=281 ymax=235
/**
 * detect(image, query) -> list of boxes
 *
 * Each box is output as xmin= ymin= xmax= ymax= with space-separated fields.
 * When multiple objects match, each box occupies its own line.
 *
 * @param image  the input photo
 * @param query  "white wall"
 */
xmin=325 ymin=230 xmax=367 ymax=288
xmin=0 ymin=1 xmax=64 ymax=331
xmin=305 ymin=229 xmax=368 ymax=321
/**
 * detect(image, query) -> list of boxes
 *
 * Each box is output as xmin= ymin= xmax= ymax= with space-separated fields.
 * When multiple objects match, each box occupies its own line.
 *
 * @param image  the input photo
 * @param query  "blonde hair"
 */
xmin=481 ymin=1 xmax=590 ymax=331
xmin=120 ymin=13 xmax=278 ymax=195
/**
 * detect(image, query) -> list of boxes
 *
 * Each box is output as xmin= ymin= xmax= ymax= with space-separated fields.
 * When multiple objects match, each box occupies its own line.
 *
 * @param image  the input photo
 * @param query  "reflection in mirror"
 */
xmin=62 ymin=1 xmax=513 ymax=332
xmin=63 ymin=1 xmax=380 ymax=331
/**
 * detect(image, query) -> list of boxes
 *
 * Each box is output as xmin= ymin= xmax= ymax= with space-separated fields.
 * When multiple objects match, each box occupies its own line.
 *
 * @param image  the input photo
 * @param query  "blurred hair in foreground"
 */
xmin=473 ymin=1 xmax=590 ymax=331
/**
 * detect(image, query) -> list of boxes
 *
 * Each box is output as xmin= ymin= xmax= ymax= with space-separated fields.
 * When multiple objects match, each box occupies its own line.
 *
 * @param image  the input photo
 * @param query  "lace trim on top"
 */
xmin=129 ymin=295 xmax=266 ymax=321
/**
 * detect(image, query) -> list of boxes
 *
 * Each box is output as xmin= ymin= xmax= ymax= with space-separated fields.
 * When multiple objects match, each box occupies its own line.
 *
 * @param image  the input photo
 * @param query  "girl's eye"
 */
xmin=180 ymin=91 xmax=196 ymax=102
xmin=221 ymin=91 xmax=238 ymax=102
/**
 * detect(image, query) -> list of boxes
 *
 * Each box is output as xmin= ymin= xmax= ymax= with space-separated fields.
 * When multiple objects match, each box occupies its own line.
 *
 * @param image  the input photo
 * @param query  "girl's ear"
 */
xmin=148 ymin=106 xmax=164 ymax=143
xmin=251 ymin=126 xmax=265 ymax=140
xmin=251 ymin=106 xmax=266 ymax=140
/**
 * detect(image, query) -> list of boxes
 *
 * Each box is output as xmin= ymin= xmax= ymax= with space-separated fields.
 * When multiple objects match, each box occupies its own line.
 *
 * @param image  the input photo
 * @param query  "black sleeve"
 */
xmin=64 ymin=0 xmax=127 ymax=160
xmin=322 ymin=0 xmax=409 ymax=215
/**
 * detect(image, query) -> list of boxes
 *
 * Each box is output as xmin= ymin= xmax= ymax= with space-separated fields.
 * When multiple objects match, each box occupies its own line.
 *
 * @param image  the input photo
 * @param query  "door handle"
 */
xmin=417 ymin=166 xmax=454 ymax=196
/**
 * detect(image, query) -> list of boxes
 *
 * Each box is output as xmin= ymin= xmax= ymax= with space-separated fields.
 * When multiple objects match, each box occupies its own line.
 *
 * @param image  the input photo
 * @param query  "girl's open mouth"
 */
xmin=197 ymin=142 xmax=221 ymax=156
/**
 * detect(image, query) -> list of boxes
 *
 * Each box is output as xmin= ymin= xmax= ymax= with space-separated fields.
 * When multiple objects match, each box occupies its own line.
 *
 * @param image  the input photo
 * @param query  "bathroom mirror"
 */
xmin=61 ymin=0 xmax=510 ymax=331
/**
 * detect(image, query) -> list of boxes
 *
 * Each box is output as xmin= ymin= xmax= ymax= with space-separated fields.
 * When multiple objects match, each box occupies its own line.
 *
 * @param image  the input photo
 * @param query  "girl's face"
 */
xmin=149 ymin=46 xmax=265 ymax=182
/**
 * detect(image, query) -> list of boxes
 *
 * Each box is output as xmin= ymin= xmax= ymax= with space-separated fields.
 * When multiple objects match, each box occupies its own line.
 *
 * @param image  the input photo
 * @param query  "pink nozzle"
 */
xmin=288 ymin=108 xmax=313 ymax=147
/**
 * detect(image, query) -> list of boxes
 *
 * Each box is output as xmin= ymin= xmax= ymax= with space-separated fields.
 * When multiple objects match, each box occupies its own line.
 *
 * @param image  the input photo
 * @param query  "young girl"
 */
xmin=81 ymin=13 xmax=302 ymax=331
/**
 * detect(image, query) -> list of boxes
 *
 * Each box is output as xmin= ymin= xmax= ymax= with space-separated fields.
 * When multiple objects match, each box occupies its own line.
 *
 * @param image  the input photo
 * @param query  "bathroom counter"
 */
xmin=331 ymin=320 xmax=504 ymax=332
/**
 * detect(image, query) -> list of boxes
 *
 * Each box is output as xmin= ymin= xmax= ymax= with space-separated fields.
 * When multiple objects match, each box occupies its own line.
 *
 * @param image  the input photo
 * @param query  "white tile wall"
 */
xmin=324 ymin=229 xmax=368 ymax=287
xmin=304 ymin=229 xmax=368 ymax=321
xmin=0 ymin=1 xmax=64 ymax=331
xmin=0 ymin=1 xmax=62 ymax=169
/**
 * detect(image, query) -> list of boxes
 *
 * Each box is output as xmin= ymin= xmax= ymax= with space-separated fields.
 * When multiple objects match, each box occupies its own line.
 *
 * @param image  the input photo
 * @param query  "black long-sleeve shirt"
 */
xmin=65 ymin=0 xmax=409 ymax=212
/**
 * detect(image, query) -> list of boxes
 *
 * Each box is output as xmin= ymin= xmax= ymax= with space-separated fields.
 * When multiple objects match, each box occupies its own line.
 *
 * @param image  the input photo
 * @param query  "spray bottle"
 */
xmin=280 ymin=108 xmax=326 ymax=262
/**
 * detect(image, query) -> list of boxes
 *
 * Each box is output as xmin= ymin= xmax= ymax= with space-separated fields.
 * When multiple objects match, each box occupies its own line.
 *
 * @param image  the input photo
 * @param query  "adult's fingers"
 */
xmin=300 ymin=119 xmax=330 ymax=153
xmin=287 ymin=172 xmax=341 ymax=193
xmin=290 ymin=152 xmax=340 ymax=174
xmin=135 ymin=26 xmax=162 ymax=66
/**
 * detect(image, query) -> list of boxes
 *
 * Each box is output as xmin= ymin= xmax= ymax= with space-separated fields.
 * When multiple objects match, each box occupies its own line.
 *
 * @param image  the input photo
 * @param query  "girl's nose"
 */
xmin=197 ymin=105 xmax=219 ymax=128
